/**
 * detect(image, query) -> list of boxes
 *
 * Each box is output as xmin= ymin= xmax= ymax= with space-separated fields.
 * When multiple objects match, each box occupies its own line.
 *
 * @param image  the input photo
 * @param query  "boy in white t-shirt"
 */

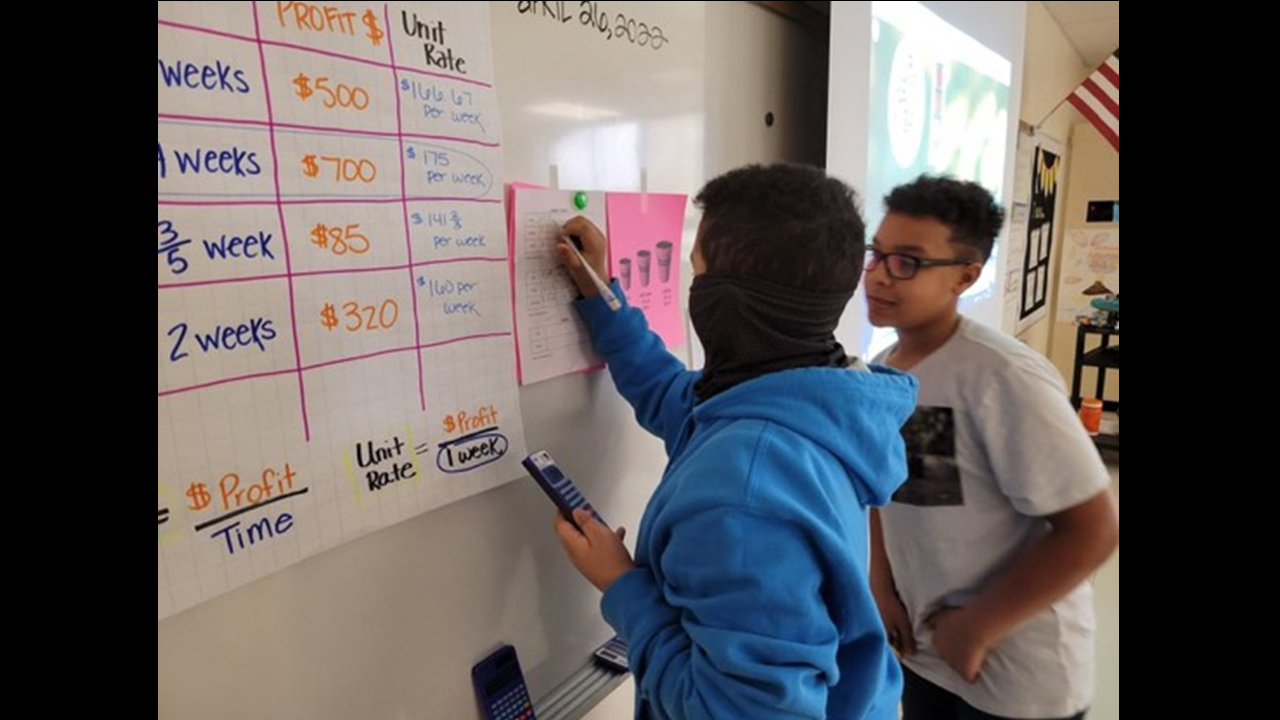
xmin=866 ymin=175 xmax=1119 ymax=719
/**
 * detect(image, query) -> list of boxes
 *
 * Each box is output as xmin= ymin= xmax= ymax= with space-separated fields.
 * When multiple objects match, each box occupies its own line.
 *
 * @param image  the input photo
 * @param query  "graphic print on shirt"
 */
xmin=893 ymin=406 xmax=963 ymax=506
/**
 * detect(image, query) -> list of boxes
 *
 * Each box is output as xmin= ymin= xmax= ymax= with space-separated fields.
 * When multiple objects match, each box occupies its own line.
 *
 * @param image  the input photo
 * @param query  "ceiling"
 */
xmin=793 ymin=2 xmax=1119 ymax=68
xmin=1040 ymin=1 xmax=1119 ymax=66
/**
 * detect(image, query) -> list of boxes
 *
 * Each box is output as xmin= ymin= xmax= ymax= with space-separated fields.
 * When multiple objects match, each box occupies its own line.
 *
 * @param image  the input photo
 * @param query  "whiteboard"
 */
xmin=158 ymin=0 xmax=528 ymax=622
xmin=158 ymin=2 xmax=826 ymax=718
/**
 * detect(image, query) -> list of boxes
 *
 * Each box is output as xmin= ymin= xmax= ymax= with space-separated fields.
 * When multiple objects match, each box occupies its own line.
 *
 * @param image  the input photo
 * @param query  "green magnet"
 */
xmin=573 ymin=191 xmax=588 ymax=210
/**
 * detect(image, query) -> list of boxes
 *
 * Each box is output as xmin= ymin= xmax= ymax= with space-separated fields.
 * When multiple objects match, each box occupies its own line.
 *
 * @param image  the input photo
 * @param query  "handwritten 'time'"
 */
xmin=186 ymin=463 xmax=308 ymax=556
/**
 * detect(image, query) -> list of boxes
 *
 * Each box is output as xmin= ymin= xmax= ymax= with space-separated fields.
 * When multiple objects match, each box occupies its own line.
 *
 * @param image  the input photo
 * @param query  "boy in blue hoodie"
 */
xmin=551 ymin=163 xmax=918 ymax=719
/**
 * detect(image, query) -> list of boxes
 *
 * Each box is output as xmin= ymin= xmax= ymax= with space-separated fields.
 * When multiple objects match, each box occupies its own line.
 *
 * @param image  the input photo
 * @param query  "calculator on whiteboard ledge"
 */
xmin=472 ymin=644 xmax=537 ymax=720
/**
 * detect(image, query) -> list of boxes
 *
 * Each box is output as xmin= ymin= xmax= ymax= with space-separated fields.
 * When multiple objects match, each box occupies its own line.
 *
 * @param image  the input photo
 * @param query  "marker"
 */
xmin=563 ymin=235 xmax=621 ymax=312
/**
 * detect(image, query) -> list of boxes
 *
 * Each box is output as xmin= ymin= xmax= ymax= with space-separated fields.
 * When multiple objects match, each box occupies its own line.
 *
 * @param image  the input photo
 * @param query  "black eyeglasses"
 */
xmin=865 ymin=247 xmax=977 ymax=280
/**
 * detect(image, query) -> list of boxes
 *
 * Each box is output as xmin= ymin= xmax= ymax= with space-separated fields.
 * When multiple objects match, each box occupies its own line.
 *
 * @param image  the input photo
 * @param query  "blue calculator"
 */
xmin=593 ymin=636 xmax=629 ymax=673
xmin=472 ymin=644 xmax=536 ymax=720
xmin=522 ymin=450 xmax=606 ymax=531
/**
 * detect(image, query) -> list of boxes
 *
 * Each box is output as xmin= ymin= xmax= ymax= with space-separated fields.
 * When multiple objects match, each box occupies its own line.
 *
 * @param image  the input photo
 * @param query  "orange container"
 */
xmin=1079 ymin=398 xmax=1103 ymax=436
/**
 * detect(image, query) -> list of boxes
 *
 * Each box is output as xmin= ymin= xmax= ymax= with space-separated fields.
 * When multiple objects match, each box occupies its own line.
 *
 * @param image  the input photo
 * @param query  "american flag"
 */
xmin=1067 ymin=49 xmax=1119 ymax=151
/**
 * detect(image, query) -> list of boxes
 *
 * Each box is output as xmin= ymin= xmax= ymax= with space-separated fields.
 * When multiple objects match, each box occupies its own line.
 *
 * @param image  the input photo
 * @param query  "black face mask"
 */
xmin=689 ymin=275 xmax=854 ymax=403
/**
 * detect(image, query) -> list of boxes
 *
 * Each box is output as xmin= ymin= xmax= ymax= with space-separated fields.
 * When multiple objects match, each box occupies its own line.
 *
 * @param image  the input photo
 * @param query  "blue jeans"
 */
xmin=901 ymin=666 xmax=1087 ymax=720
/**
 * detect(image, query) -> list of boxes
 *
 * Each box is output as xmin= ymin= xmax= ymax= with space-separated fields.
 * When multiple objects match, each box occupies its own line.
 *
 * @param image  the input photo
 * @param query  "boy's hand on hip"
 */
xmin=926 ymin=606 xmax=991 ymax=683
xmin=875 ymin=592 xmax=917 ymax=657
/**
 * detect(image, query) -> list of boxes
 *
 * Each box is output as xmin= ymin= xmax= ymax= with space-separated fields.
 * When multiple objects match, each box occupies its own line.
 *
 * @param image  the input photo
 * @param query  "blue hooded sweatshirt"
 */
xmin=576 ymin=284 xmax=918 ymax=720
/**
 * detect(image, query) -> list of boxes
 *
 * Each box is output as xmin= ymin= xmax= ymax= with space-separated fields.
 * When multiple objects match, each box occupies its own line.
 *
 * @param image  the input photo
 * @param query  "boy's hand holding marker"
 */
xmin=557 ymin=216 xmax=619 ymax=309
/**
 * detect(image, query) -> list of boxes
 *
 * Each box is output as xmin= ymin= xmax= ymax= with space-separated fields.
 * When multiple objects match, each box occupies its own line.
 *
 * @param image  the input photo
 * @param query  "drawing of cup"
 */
xmin=619 ymin=257 xmax=632 ymax=291
xmin=637 ymin=250 xmax=652 ymax=287
xmin=656 ymin=241 xmax=673 ymax=283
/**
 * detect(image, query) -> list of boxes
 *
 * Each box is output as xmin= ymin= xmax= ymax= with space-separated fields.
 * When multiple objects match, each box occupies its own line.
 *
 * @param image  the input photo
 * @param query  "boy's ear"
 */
xmin=952 ymin=262 xmax=982 ymax=296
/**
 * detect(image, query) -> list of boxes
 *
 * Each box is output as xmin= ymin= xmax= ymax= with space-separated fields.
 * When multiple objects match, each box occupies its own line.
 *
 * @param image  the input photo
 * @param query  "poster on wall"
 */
xmin=1004 ymin=130 xmax=1062 ymax=335
xmin=1002 ymin=127 xmax=1033 ymax=332
xmin=1057 ymin=229 xmax=1119 ymax=322
xmin=1024 ymin=145 xmax=1060 ymax=324
xmin=157 ymin=1 xmax=527 ymax=620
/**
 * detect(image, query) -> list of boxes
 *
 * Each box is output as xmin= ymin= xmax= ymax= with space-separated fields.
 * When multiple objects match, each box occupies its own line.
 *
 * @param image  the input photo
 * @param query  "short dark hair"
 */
xmin=694 ymin=164 xmax=865 ymax=292
xmin=883 ymin=175 xmax=1005 ymax=261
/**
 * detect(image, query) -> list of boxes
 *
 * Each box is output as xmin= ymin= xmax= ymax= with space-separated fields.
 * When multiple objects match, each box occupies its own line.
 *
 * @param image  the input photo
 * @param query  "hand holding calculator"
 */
xmin=522 ymin=450 xmax=607 ymax=532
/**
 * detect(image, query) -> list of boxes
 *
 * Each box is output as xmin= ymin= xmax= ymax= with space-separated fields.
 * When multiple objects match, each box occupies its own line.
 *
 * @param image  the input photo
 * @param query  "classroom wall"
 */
xmin=1015 ymin=1 xmax=1086 ymax=356
xmin=1015 ymin=2 xmax=1118 ymax=403
xmin=704 ymin=2 xmax=827 ymax=175
xmin=1050 ymin=123 xmax=1119 ymax=399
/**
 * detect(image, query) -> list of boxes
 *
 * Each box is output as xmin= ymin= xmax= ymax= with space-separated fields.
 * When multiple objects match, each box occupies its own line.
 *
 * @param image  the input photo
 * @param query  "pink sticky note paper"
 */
xmin=606 ymin=192 xmax=687 ymax=348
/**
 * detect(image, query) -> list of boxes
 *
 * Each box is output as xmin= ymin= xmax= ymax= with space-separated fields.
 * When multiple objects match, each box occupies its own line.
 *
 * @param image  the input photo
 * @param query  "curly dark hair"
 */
xmin=694 ymin=164 xmax=865 ymax=292
xmin=883 ymin=175 xmax=1005 ymax=261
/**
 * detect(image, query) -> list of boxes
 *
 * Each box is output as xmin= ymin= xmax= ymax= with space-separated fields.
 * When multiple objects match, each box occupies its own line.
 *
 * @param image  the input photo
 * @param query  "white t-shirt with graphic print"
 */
xmin=875 ymin=317 xmax=1110 ymax=719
